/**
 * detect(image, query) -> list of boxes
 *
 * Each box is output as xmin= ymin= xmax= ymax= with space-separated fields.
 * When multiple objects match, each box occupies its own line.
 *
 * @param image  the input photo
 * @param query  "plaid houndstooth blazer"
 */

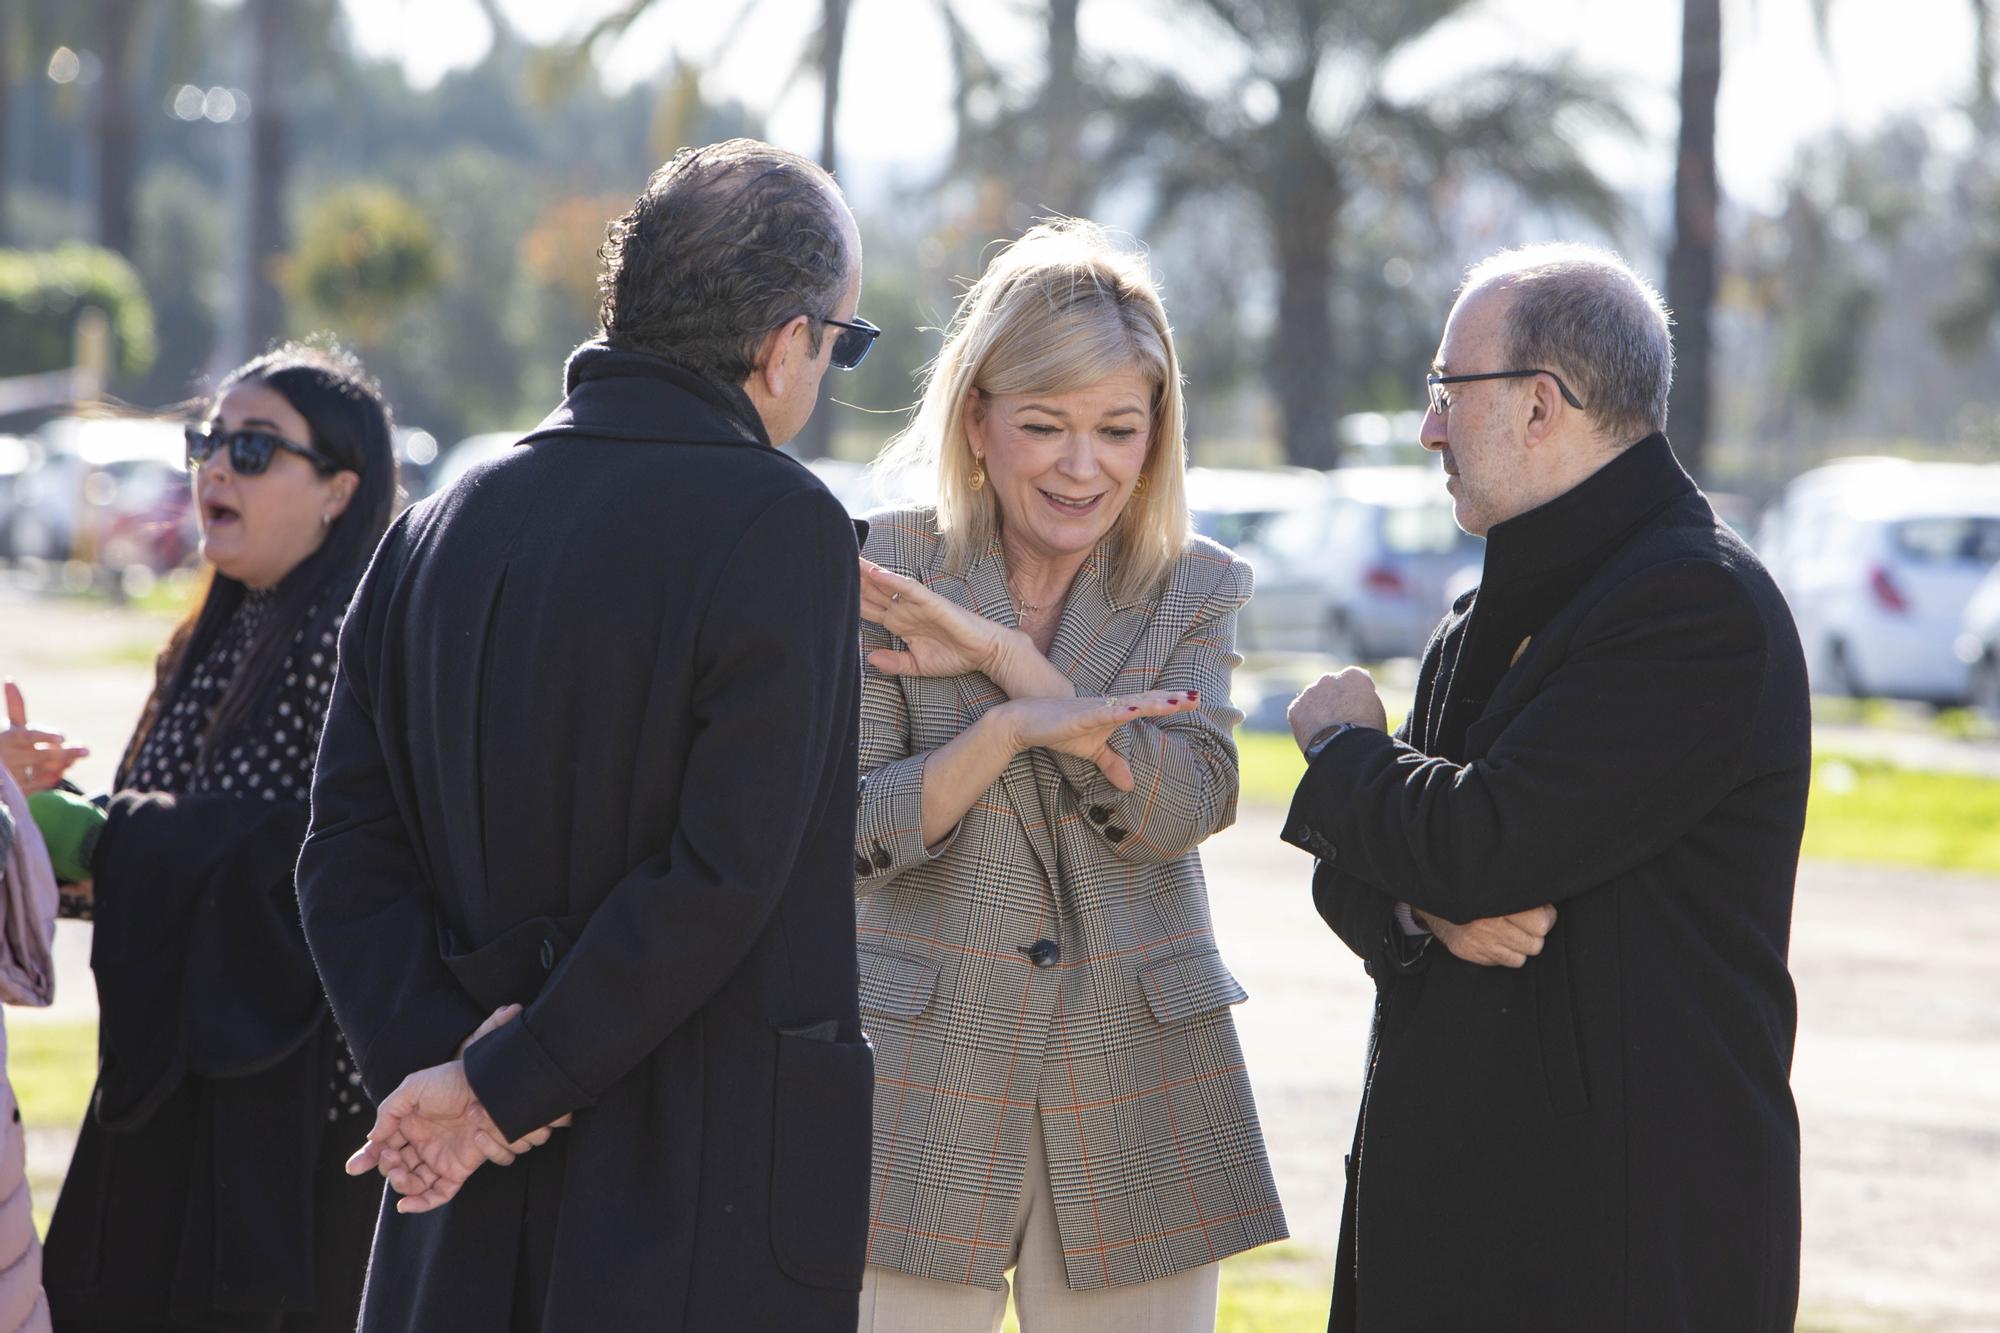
xmin=854 ymin=506 xmax=1288 ymax=1292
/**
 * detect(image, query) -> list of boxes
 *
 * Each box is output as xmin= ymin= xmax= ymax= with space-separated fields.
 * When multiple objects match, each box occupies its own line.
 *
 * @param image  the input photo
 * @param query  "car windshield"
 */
xmin=1892 ymin=515 xmax=2000 ymax=565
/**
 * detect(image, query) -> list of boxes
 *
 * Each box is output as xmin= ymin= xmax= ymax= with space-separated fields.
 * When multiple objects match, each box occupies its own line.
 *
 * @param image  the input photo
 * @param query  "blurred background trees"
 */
xmin=1 ymin=0 xmax=1999 ymax=488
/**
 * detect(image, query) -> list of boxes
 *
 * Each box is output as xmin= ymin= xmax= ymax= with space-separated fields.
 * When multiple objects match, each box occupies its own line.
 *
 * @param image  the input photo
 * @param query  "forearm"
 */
xmin=984 ymin=630 xmax=1079 ymax=702
xmin=1049 ymin=714 xmax=1238 ymax=862
xmin=916 ymin=707 xmax=1021 ymax=846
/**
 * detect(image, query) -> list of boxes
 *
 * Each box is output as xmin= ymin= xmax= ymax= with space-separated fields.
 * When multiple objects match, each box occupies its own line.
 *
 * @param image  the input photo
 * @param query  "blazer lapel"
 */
xmin=944 ymin=537 xmax=1062 ymax=888
xmin=1044 ymin=538 xmax=1147 ymax=701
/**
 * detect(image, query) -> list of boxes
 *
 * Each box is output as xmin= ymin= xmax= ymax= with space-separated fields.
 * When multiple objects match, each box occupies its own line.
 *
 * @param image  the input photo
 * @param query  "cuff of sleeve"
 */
xmin=1394 ymin=902 xmax=1431 ymax=936
xmin=855 ymin=753 xmax=957 ymax=880
xmin=352 ymin=993 xmax=490 ymax=1106
xmin=462 ymin=1013 xmax=593 ymax=1144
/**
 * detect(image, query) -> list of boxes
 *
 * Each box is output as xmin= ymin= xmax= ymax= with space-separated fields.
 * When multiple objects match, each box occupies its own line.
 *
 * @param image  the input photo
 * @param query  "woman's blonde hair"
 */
xmin=874 ymin=219 xmax=1189 ymax=605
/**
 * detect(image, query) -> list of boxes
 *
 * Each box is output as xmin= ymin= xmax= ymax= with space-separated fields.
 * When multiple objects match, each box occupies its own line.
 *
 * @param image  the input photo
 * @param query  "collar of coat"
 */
xmin=529 ymin=339 xmax=774 ymax=449
xmin=1477 ymin=431 xmax=1694 ymax=598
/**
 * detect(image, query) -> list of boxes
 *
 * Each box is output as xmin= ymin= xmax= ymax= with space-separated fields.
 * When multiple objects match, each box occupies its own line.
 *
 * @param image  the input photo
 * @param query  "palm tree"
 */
xmin=1667 ymin=0 xmax=1721 ymax=474
xmin=1113 ymin=0 xmax=1635 ymax=468
xmin=93 ymin=0 xmax=137 ymax=256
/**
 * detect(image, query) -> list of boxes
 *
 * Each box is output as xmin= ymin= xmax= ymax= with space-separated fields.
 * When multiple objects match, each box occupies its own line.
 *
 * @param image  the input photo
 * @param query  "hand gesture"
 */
xmin=1 ymin=681 xmax=89 ymax=794
xmin=1001 ymin=689 xmax=1201 ymax=791
xmin=346 ymin=1004 xmax=559 ymax=1213
xmin=1287 ymin=668 xmax=1388 ymax=751
xmin=1418 ymin=904 xmax=1557 ymax=968
xmin=860 ymin=558 xmax=1014 ymax=681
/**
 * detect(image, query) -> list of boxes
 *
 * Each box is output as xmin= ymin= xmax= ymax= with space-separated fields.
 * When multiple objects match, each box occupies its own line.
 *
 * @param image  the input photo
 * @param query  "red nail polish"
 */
xmin=1128 ymin=705 xmax=1139 ymax=712
xmin=1186 ymin=688 xmax=1199 ymax=700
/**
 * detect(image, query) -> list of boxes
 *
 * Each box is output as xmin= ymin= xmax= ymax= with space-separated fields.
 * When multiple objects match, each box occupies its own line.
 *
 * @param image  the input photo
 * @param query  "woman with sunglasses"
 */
xmin=19 ymin=342 xmax=397 ymax=1332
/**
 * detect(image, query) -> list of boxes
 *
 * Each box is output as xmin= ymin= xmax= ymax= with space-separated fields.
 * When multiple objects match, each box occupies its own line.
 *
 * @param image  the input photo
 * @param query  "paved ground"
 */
xmin=3 ymin=582 xmax=1997 ymax=1328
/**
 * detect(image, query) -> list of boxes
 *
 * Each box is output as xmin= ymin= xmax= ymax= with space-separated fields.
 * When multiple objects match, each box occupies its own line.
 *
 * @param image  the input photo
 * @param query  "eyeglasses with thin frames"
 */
xmin=819 ymin=315 xmax=881 ymax=371
xmin=1426 ymin=369 xmax=1584 ymax=417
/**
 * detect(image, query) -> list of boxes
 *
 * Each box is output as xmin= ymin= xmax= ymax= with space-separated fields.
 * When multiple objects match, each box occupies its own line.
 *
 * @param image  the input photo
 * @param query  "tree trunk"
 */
xmin=1040 ymin=0 xmax=1083 ymax=210
xmin=1666 ymin=0 xmax=1721 ymax=474
xmin=94 ymin=0 xmax=137 ymax=255
xmin=0 ymin=10 xmax=12 ymax=246
xmin=1265 ymin=74 xmax=1341 ymax=470
xmin=1974 ymin=0 xmax=1996 ymax=138
xmin=246 ymin=0 xmax=288 ymax=350
xmin=793 ymin=0 xmax=849 ymax=461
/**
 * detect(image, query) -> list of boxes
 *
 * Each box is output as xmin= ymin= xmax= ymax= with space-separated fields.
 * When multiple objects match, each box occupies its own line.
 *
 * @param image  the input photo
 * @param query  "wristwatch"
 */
xmin=1303 ymin=722 xmax=1361 ymax=762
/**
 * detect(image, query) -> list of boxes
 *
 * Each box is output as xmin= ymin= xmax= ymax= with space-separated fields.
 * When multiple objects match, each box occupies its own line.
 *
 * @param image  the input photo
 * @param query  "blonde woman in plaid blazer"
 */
xmin=851 ymin=222 xmax=1286 ymax=1333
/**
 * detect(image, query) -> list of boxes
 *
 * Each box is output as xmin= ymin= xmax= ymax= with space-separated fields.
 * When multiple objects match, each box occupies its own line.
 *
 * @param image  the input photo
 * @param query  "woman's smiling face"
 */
xmin=970 ymin=366 xmax=1154 ymax=568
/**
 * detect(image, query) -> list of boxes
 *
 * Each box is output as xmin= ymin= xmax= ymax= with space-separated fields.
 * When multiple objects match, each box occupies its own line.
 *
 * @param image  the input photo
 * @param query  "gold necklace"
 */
xmin=1011 ymin=586 xmax=1049 ymax=615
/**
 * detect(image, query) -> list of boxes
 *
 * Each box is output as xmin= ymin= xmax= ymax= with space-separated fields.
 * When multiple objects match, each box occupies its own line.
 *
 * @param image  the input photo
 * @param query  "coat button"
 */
xmin=1104 ymin=826 xmax=1127 ymax=843
xmin=1087 ymin=804 xmax=1112 ymax=824
xmin=871 ymin=845 xmax=892 ymax=870
xmin=1019 ymin=939 xmax=1060 ymax=968
xmin=539 ymin=938 xmax=555 ymax=971
xmin=854 ymin=853 xmax=873 ymax=877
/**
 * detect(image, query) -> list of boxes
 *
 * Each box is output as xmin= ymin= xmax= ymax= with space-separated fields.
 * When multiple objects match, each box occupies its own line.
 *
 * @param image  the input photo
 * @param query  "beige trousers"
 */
xmin=856 ymin=1111 xmax=1222 ymax=1333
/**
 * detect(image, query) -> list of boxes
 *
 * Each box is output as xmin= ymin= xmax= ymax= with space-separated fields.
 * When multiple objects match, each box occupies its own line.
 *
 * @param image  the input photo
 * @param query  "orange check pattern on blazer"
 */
xmin=854 ymin=507 xmax=1287 ymax=1292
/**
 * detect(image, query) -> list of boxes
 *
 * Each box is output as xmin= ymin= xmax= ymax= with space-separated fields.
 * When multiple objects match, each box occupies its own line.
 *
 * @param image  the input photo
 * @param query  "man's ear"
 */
xmin=753 ymin=314 xmax=816 ymax=400
xmin=1522 ymin=374 xmax=1564 ymax=448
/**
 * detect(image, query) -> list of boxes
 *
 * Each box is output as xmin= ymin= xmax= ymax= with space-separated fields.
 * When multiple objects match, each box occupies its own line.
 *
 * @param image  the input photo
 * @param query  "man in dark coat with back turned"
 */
xmin=1282 ymin=243 xmax=1809 ymax=1332
xmin=296 ymin=139 xmax=878 ymax=1331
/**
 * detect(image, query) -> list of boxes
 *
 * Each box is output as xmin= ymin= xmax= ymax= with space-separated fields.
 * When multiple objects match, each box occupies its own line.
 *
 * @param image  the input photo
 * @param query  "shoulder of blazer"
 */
xmin=1163 ymin=530 xmax=1254 ymax=610
xmin=859 ymin=505 xmax=946 ymax=578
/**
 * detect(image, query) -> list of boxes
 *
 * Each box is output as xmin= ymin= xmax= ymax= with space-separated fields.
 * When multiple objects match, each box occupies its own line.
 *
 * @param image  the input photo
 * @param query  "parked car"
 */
xmin=1757 ymin=458 xmax=2000 ymax=703
xmin=1957 ymin=564 xmax=2000 ymax=716
xmin=1185 ymin=465 xmax=1329 ymax=551
xmin=0 ymin=434 xmax=30 ymax=561
xmin=1236 ymin=465 xmax=1481 ymax=659
xmin=6 ymin=416 xmax=193 ymax=575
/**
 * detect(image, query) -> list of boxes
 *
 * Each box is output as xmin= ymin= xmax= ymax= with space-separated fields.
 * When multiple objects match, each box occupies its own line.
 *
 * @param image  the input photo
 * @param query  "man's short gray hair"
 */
xmin=1463 ymin=243 xmax=1674 ymax=446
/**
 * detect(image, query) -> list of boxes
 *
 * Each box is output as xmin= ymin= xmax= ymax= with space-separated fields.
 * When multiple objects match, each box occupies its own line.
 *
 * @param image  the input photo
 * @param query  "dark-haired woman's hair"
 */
xmin=117 ymin=340 xmax=398 ymax=785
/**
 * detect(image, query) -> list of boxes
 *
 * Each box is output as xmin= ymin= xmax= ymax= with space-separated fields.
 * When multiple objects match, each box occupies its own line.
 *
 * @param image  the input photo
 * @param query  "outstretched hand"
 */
xmin=1 ymin=680 xmax=89 ymax=794
xmin=1000 ymin=689 xmax=1202 ymax=792
xmin=859 ymin=558 xmax=1017 ymax=681
xmin=347 ymin=1004 xmax=564 ymax=1213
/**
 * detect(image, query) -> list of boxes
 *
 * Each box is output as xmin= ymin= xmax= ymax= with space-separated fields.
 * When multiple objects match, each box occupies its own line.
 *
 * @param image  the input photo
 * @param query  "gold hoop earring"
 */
xmin=969 ymin=459 xmax=986 ymax=492
xmin=1133 ymin=473 xmax=1148 ymax=495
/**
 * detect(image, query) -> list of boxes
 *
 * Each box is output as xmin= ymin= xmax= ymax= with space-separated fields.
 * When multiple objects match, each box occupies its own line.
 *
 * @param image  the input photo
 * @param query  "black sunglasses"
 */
xmin=819 ymin=315 xmax=881 ymax=371
xmin=1426 ymin=369 xmax=1585 ymax=416
xmin=184 ymin=424 xmax=344 ymax=477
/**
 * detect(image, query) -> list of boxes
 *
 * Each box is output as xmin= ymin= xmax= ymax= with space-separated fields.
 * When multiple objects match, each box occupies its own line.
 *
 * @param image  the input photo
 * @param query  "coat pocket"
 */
xmin=1137 ymin=946 xmax=1248 ymax=1026
xmin=769 ymin=1028 xmax=875 ymax=1290
xmin=856 ymin=948 xmax=939 ymax=1020
xmin=1534 ymin=927 xmax=1590 ymax=1117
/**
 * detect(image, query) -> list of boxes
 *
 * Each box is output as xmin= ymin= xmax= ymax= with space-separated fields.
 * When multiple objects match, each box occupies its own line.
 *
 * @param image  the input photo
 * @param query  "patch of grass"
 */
xmin=1237 ymin=729 xmax=1310 ymax=810
xmin=9 ymin=1019 xmax=97 ymax=1134
xmin=1804 ymin=754 xmax=2000 ymax=874
xmin=1238 ymin=733 xmax=2000 ymax=876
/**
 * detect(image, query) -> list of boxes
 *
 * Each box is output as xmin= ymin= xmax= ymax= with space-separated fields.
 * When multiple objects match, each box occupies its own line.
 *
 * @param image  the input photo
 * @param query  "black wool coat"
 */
xmin=297 ymin=345 xmax=872 ymax=1332
xmin=1283 ymin=436 xmax=1810 ymax=1332
xmin=44 ymin=792 xmax=345 ymax=1324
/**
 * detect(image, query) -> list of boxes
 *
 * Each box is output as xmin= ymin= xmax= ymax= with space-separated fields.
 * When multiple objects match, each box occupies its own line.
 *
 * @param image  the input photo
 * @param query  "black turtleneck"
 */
xmin=1424 ymin=432 xmax=1693 ymax=761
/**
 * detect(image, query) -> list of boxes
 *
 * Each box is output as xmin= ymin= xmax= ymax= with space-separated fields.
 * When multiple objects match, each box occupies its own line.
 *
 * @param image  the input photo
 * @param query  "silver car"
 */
xmin=1237 ymin=465 xmax=1482 ymax=660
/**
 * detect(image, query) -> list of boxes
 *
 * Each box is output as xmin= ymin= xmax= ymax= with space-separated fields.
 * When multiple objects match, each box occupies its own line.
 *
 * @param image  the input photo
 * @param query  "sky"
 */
xmin=336 ymin=0 xmax=1982 ymax=214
